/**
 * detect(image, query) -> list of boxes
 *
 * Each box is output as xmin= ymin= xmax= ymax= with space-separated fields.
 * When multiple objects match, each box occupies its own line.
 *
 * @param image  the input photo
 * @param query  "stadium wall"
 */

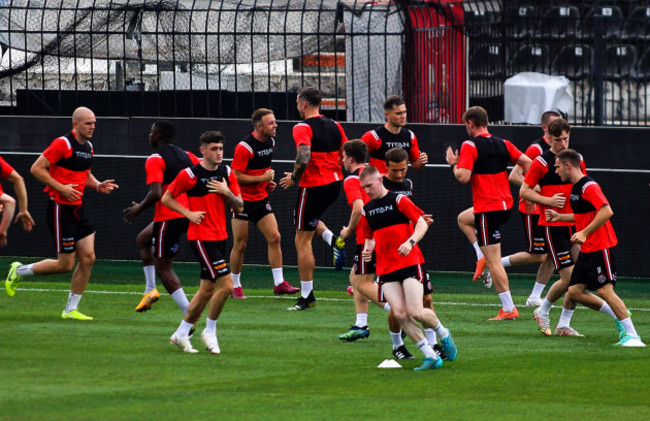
xmin=1 ymin=116 xmax=648 ymax=277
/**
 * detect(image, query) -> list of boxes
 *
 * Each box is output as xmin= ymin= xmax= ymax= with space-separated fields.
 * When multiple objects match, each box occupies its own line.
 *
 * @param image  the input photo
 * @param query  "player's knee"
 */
xmin=267 ymin=230 xmax=281 ymax=246
xmin=78 ymin=251 xmax=96 ymax=266
xmin=233 ymin=238 xmax=248 ymax=253
xmin=58 ymin=259 xmax=76 ymax=272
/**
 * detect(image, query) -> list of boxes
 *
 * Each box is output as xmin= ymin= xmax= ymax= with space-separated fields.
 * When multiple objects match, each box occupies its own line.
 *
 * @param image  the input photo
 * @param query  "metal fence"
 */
xmin=467 ymin=0 xmax=650 ymax=126
xmin=0 ymin=0 xmax=466 ymax=123
xmin=2 ymin=0 xmax=649 ymax=125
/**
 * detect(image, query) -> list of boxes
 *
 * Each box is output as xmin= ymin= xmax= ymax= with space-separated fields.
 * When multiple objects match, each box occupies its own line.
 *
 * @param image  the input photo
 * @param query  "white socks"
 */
xmin=171 ymin=288 xmax=190 ymax=313
xmin=322 ymin=230 xmax=334 ymax=246
xmin=539 ymin=298 xmax=553 ymax=317
xmin=17 ymin=263 xmax=34 ymax=277
xmin=232 ymin=273 xmax=242 ymax=288
xmin=64 ymin=292 xmax=82 ymax=312
xmin=473 ymin=242 xmax=483 ymax=260
xmin=390 ymin=331 xmax=404 ymax=349
xmin=498 ymin=291 xmax=515 ymax=312
xmin=355 ymin=313 xmax=368 ymax=328
xmin=271 ymin=267 xmax=284 ymax=286
xmin=620 ymin=318 xmax=639 ymax=337
xmin=557 ymin=308 xmax=575 ymax=328
xmin=530 ymin=282 xmax=546 ymax=299
xmin=176 ymin=320 xmax=194 ymax=336
xmin=599 ymin=302 xmax=616 ymax=319
xmin=501 ymin=256 xmax=512 ymax=268
xmin=143 ymin=265 xmax=156 ymax=293
xmin=205 ymin=317 xmax=217 ymax=334
xmin=416 ymin=338 xmax=436 ymax=359
xmin=300 ymin=281 xmax=313 ymax=298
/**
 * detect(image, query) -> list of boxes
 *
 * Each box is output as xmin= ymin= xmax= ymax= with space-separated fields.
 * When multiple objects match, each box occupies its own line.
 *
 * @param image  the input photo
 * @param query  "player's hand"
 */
xmin=98 ymin=179 xmax=118 ymax=194
xmin=361 ymin=248 xmax=373 ymax=262
xmin=263 ymin=169 xmax=275 ymax=182
xmin=571 ymin=230 xmax=587 ymax=245
xmin=187 ymin=210 xmax=206 ymax=225
xmin=207 ymin=178 xmax=230 ymax=196
xmin=14 ymin=210 xmax=35 ymax=231
xmin=423 ymin=214 xmax=434 ymax=226
xmin=266 ymin=180 xmax=277 ymax=193
xmin=548 ymin=193 xmax=566 ymax=208
xmin=545 ymin=209 xmax=560 ymax=222
xmin=419 ymin=152 xmax=428 ymax=165
xmin=398 ymin=240 xmax=413 ymax=256
xmin=279 ymin=172 xmax=296 ymax=189
xmin=60 ymin=184 xmax=82 ymax=202
xmin=445 ymin=147 xmax=459 ymax=166
xmin=122 ymin=201 xmax=140 ymax=223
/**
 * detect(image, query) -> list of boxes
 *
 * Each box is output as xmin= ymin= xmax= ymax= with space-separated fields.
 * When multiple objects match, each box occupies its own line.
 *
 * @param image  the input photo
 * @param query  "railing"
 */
xmin=0 ymin=0 xmax=463 ymax=123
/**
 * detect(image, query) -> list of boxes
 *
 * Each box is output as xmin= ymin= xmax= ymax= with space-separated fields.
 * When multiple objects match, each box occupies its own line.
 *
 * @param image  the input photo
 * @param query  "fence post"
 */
xmin=593 ymin=14 xmax=604 ymax=126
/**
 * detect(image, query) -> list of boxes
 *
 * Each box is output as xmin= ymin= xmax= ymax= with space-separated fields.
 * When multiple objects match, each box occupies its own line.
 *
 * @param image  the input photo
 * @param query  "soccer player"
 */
xmin=336 ymin=139 xmax=392 ymax=342
xmin=279 ymin=87 xmax=348 ymax=310
xmin=361 ymin=95 xmax=428 ymax=174
xmin=549 ymin=149 xmax=645 ymax=347
xmin=446 ymin=106 xmax=531 ymax=321
xmin=0 ymin=155 xmax=35 ymax=247
xmin=521 ymin=119 xmax=607 ymax=336
xmin=5 ymin=107 xmax=118 ymax=320
xmin=123 ymin=120 xmax=201 ymax=313
xmin=504 ymin=110 xmax=561 ymax=307
xmin=229 ymin=108 xmax=299 ymax=298
xmin=163 ymin=131 xmax=243 ymax=354
xmin=358 ymin=166 xmax=457 ymax=370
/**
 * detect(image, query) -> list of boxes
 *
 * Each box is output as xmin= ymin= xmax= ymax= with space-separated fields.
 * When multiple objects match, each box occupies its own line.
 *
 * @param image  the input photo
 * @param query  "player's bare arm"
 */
xmin=31 ymin=155 xmax=81 ymax=202
xmin=206 ymin=178 xmax=244 ymax=213
xmin=5 ymin=170 xmax=35 ymax=231
xmin=234 ymin=168 xmax=275 ymax=185
xmin=520 ymin=182 xmax=566 ymax=208
xmin=545 ymin=209 xmax=574 ymax=223
xmin=280 ymin=144 xmax=311 ymax=189
xmin=445 ymin=147 xmax=471 ymax=184
xmin=571 ymin=204 xmax=613 ymax=245
xmin=340 ymin=198 xmax=363 ymax=240
xmin=123 ymin=182 xmax=162 ymax=223
xmin=161 ymin=190 xmax=205 ymax=225
xmin=397 ymin=216 xmax=428 ymax=256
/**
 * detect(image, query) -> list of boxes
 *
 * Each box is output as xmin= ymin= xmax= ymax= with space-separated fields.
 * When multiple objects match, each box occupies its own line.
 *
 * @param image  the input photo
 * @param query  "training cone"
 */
xmin=377 ymin=359 xmax=402 ymax=369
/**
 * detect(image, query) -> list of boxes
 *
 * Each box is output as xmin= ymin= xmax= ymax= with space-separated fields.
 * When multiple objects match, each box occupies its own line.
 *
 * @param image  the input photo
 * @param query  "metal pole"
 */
xmin=593 ymin=14 xmax=604 ymax=126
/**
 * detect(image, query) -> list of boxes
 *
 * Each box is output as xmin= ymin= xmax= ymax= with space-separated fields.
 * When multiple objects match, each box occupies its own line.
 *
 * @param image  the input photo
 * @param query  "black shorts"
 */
xmin=570 ymin=248 xmax=617 ymax=291
xmin=377 ymin=264 xmax=427 ymax=302
xmin=520 ymin=212 xmax=546 ymax=254
xmin=152 ymin=218 xmax=188 ymax=258
xmin=232 ymin=198 xmax=274 ymax=225
xmin=544 ymin=225 xmax=576 ymax=270
xmin=474 ymin=209 xmax=512 ymax=247
xmin=190 ymin=240 xmax=230 ymax=281
xmin=353 ymin=244 xmax=375 ymax=275
xmin=46 ymin=200 xmax=94 ymax=254
xmin=294 ymin=181 xmax=341 ymax=231
xmin=420 ymin=261 xmax=433 ymax=296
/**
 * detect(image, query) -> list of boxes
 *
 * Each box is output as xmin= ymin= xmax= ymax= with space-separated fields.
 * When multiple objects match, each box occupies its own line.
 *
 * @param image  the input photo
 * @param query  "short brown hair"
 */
xmin=200 ymin=131 xmax=225 ymax=145
xmin=556 ymin=148 xmax=581 ymax=168
xmin=359 ymin=165 xmax=380 ymax=181
xmin=547 ymin=118 xmax=570 ymax=137
xmin=383 ymin=95 xmax=405 ymax=111
xmin=541 ymin=110 xmax=561 ymax=126
xmin=297 ymin=87 xmax=322 ymax=107
xmin=342 ymin=139 xmax=368 ymax=164
xmin=462 ymin=106 xmax=489 ymax=128
xmin=251 ymin=108 xmax=274 ymax=128
xmin=385 ymin=147 xmax=408 ymax=165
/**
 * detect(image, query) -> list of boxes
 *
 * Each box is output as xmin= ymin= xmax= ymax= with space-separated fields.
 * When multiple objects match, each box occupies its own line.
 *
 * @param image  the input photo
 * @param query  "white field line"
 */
xmin=14 ymin=287 xmax=650 ymax=312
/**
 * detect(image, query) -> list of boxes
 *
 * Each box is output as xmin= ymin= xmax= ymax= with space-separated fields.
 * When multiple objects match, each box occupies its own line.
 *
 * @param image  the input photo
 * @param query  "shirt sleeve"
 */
xmin=167 ymin=169 xmax=193 ymax=198
xmin=336 ymin=122 xmax=349 ymax=146
xmin=361 ymin=130 xmax=380 ymax=153
xmin=523 ymin=157 xmax=546 ymax=187
xmin=230 ymin=143 xmax=253 ymax=173
xmin=145 ymin=155 xmax=165 ymax=185
xmin=396 ymin=194 xmax=425 ymax=223
xmin=582 ymin=182 xmax=610 ymax=210
xmin=408 ymin=131 xmax=420 ymax=163
xmin=227 ymin=166 xmax=241 ymax=196
xmin=343 ymin=176 xmax=364 ymax=206
xmin=187 ymin=151 xmax=202 ymax=165
xmin=457 ymin=140 xmax=477 ymax=171
xmin=42 ymin=137 xmax=73 ymax=165
xmin=0 ymin=156 xmax=14 ymax=179
xmin=505 ymin=140 xmax=523 ymax=164
xmin=293 ymin=123 xmax=313 ymax=148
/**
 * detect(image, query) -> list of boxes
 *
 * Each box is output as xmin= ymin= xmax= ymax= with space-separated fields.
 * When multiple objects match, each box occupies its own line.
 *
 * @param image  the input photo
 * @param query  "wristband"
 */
xmin=290 ymin=173 xmax=297 ymax=181
xmin=96 ymin=182 xmax=101 ymax=192
xmin=409 ymin=239 xmax=416 ymax=246
xmin=450 ymin=162 xmax=457 ymax=168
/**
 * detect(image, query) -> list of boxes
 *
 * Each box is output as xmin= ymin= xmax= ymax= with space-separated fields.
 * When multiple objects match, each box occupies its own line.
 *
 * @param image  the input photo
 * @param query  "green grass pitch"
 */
xmin=0 ymin=257 xmax=648 ymax=420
